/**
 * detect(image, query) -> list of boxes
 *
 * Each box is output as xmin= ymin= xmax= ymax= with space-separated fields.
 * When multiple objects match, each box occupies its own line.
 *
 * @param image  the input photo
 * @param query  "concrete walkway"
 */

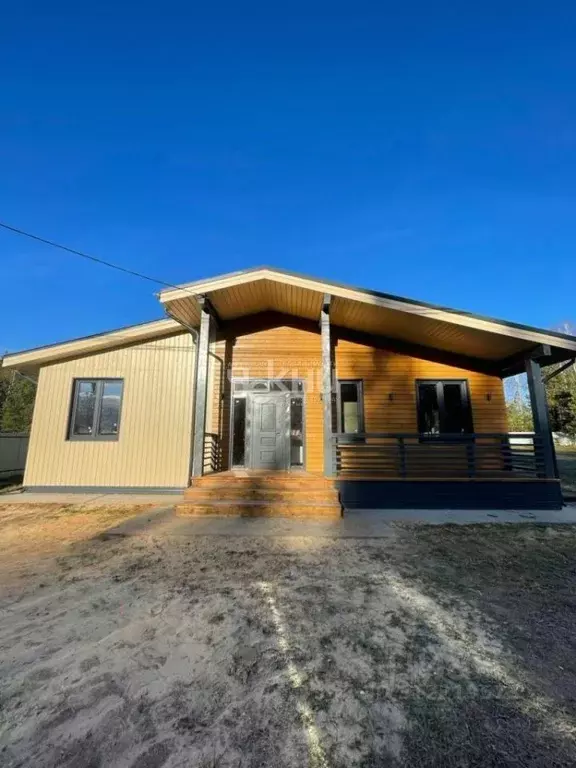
xmin=1 ymin=490 xmax=576 ymax=529
xmin=0 ymin=490 xmax=184 ymax=507
xmin=96 ymin=504 xmax=576 ymax=542
xmin=347 ymin=505 xmax=576 ymax=525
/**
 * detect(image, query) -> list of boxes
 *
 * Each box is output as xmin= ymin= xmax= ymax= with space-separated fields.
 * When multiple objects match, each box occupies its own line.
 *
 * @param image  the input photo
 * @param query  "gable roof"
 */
xmin=1 ymin=318 xmax=182 ymax=370
xmin=3 ymin=266 xmax=576 ymax=374
xmin=158 ymin=266 xmax=576 ymax=371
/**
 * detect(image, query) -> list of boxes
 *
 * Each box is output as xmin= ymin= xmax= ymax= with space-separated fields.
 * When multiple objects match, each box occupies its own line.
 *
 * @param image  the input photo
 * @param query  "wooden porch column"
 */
xmin=525 ymin=353 xmax=556 ymax=479
xmin=191 ymin=299 xmax=213 ymax=477
xmin=321 ymin=294 xmax=334 ymax=477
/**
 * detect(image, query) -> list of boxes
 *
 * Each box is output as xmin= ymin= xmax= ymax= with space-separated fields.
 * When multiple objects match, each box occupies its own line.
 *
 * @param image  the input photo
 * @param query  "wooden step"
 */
xmin=182 ymin=472 xmax=342 ymax=519
xmin=184 ymin=486 xmax=340 ymax=502
xmin=176 ymin=500 xmax=343 ymax=519
xmin=191 ymin=474 xmax=336 ymax=491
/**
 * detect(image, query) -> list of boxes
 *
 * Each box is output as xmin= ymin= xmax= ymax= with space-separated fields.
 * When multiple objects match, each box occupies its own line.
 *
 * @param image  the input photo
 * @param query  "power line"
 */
xmin=0 ymin=221 xmax=189 ymax=294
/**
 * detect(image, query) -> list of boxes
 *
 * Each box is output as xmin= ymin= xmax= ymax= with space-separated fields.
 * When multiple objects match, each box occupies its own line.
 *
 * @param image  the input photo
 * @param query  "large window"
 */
xmin=68 ymin=379 xmax=124 ymax=440
xmin=337 ymin=380 xmax=364 ymax=440
xmin=416 ymin=380 xmax=473 ymax=437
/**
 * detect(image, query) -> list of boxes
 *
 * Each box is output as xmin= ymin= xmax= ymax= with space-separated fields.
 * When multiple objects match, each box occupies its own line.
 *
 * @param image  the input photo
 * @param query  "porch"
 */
xmin=185 ymin=432 xmax=562 ymax=516
xmin=204 ymin=432 xmax=551 ymax=481
xmin=332 ymin=431 xmax=548 ymax=480
xmin=157 ymin=268 xmax=574 ymax=513
xmin=332 ymin=432 xmax=563 ymax=510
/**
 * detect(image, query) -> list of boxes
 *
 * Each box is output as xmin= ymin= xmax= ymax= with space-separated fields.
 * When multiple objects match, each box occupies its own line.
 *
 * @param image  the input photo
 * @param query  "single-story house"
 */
xmin=3 ymin=267 xmax=576 ymax=513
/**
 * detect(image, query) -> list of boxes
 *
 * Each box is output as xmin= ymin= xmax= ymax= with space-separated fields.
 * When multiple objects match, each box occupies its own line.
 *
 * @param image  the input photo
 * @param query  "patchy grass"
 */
xmin=557 ymin=452 xmax=576 ymax=497
xmin=0 ymin=511 xmax=576 ymax=767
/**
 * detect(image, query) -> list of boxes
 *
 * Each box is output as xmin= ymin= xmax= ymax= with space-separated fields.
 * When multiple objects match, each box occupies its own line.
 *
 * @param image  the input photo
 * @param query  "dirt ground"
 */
xmin=1 ymin=505 xmax=576 ymax=767
xmin=557 ymin=451 xmax=576 ymax=498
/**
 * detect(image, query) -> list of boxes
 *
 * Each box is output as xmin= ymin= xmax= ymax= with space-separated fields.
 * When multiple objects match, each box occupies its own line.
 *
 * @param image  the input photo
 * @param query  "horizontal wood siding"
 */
xmin=25 ymin=332 xmax=194 ymax=488
xmin=334 ymin=334 xmax=506 ymax=433
xmin=207 ymin=313 xmax=506 ymax=476
xmin=208 ymin=314 xmax=324 ymax=472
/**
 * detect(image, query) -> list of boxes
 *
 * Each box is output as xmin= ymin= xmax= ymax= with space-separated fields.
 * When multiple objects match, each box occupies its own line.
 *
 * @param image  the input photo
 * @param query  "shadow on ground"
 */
xmin=1 ymin=510 xmax=576 ymax=767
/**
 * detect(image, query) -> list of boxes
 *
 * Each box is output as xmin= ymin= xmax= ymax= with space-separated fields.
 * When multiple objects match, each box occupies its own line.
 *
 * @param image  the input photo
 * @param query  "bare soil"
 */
xmin=1 ymin=505 xmax=576 ymax=767
xmin=558 ymin=452 xmax=576 ymax=497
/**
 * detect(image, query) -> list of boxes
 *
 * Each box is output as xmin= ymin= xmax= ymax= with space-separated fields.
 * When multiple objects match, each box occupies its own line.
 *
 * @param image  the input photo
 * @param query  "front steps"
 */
xmin=176 ymin=472 xmax=343 ymax=519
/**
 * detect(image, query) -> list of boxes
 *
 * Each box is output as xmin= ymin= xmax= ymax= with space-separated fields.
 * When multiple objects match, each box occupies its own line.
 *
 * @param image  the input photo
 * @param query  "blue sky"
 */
xmin=1 ymin=2 xmax=576 ymax=352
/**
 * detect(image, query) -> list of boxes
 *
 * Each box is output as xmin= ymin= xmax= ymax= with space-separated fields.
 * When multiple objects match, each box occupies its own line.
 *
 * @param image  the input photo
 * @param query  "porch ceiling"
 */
xmin=158 ymin=267 xmax=576 ymax=374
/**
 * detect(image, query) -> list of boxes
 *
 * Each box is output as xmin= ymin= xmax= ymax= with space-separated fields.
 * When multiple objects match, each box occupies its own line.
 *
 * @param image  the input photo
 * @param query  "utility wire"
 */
xmin=0 ymin=221 xmax=191 ymax=295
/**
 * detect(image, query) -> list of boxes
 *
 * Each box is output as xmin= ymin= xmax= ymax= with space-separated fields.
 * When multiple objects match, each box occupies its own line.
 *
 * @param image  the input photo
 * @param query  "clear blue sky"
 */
xmin=1 ymin=2 xmax=575 ymax=353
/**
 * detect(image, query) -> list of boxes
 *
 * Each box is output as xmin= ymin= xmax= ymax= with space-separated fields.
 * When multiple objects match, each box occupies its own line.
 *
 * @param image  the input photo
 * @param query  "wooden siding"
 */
xmin=22 ymin=312 xmax=508 ymax=487
xmin=160 ymin=267 xmax=576 ymax=368
xmin=334 ymin=334 xmax=507 ymax=434
xmin=330 ymin=297 xmax=529 ymax=361
xmin=24 ymin=332 xmax=194 ymax=488
xmin=205 ymin=313 xmax=507 ymax=475
xmin=208 ymin=279 xmax=323 ymax=321
xmin=208 ymin=314 xmax=324 ymax=472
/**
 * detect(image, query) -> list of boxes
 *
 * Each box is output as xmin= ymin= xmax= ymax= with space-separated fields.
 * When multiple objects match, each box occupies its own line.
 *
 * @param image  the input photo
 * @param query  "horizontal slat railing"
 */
xmin=203 ymin=433 xmax=222 ymax=474
xmin=332 ymin=433 xmax=548 ymax=480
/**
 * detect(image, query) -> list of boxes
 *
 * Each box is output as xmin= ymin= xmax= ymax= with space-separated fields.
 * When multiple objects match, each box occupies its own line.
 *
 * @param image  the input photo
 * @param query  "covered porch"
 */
xmin=159 ymin=267 xmax=576 ymax=512
xmin=332 ymin=431 xmax=562 ymax=510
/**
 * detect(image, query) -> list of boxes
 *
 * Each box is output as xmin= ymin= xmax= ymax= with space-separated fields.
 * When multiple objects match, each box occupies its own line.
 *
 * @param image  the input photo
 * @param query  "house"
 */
xmin=3 ymin=267 xmax=576 ymax=513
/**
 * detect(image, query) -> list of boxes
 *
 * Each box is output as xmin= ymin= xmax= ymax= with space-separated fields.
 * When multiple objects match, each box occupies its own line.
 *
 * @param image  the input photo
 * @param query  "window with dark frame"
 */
xmin=337 ymin=380 xmax=364 ymax=441
xmin=68 ymin=379 xmax=124 ymax=440
xmin=290 ymin=396 xmax=304 ymax=466
xmin=232 ymin=396 xmax=247 ymax=466
xmin=416 ymin=380 xmax=473 ymax=437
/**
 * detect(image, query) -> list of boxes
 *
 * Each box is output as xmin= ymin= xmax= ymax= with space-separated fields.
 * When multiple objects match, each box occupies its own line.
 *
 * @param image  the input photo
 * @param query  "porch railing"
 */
xmin=203 ymin=432 xmax=222 ymax=474
xmin=332 ymin=433 xmax=548 ymax=480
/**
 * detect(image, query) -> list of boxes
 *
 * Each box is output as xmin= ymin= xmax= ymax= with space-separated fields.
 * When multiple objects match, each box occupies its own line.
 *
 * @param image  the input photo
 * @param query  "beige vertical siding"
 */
xmin=24 ymin=332 xmax=195 ymax=488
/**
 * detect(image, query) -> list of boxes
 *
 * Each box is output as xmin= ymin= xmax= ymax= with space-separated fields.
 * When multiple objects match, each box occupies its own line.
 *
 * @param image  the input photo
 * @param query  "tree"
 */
xmin=0 ymin=373 xmax=10 ymax=426
xmin=504 ymin=322 xmax=576 ymax=438
xmin=546 ymin=362 xmax=576 ymax=437
xmin=505 ymin=375 xmax=533 ymax=431
xmin=0 ymin=371 xmax=37 ymax=433
xmin=542 ymin=322 xmax=576 ymax=437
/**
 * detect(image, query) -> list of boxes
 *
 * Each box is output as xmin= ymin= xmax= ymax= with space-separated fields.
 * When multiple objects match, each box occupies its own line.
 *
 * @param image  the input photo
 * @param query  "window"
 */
xmin=233 ymin=379 xmax=304 ymax=393
xmin=290 ymin=396 xmax=304 ymax=466
xmin=337 ymin=380 xmax=364 ymax=440
xmin=232 ymin=397 xmax=247 ymax=466
xmin=271 ymin=379 xmax=304 ymax=393
xmin=416 ymin=380 xmax=473 ymax=437
xmin=68 ymin=379 xmax=123 ymax=440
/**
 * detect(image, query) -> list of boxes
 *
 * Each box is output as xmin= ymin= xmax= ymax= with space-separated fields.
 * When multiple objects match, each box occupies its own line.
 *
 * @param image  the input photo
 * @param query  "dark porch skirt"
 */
xmin=336 ymin=479 xmax=564 ymax=511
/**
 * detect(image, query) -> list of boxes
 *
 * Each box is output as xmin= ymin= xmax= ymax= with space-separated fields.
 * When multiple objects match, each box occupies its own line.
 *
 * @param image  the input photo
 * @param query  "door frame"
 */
xmin=228 ymin=378 xmax=307 ymax=471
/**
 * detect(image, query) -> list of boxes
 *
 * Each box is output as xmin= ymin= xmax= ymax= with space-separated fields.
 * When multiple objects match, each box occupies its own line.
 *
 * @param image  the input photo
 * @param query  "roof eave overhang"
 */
xmin=6 ymin=267 xmax=576 ymax=373
xmin=158 ymin=267 xmax=576 ymax=364
xmin=1 ymin=318 xmax=183 ymax=370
